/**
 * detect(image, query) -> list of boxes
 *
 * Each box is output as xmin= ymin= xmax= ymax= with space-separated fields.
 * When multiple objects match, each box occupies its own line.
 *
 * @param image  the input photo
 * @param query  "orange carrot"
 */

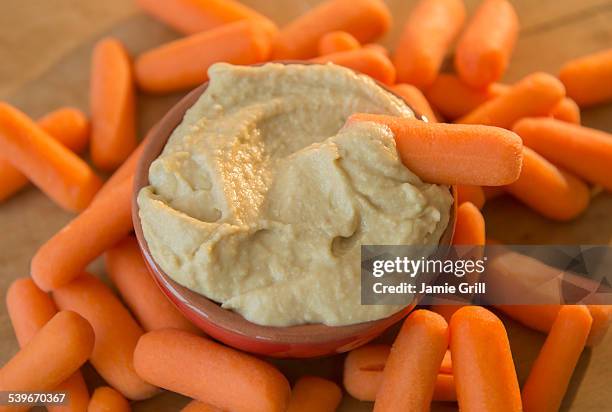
xmin=549 ymin=97 xmax=581 ymax=124
xmin=453 ymin=202 xmax=485 ymax=245
xmin=6 ymin=279 xmax=90 ymax=412
xmin=0 ymin=103 xmax=102 ymax=212
xmin=344 ymin=344 xmax=389 ymax=401
xmin=454 ymin=0 xmax=519 ymax=88
xmin=584 ymin=305 xmax=612 ymax=347
xmin=522 ymin=306 xmax=592 ymax=412
xmin=53 ymin=273 xmax=158 ymax=400
xmin=456 ymin=185 xmax=485 ymax=209
xmin=105 ymin=236 xmax=200 ymax=333
xmin=391 ymin=84 xmax=438 ymax=122
xmin=181 ymin=401 xmax=222 ymax=412
xmin=133 ymin=328 xmax=290 ymax=412
xmin=90 ymin=38 xmax=137 ymax=171
xmin=311 ymin=48 xmax=396 ymax=85
xmin=513 ymin=117 xmax=612 ymax=191
xmin=482 ymin=186 xmax=505 ymax=200
xmin=450 ymin=306 xmax=522 ymax=412
xmin=136 ymin=0 xmax=278 ymax=37
xmin=393 ymin=0 xmax=466 ymax=87
xmin=286 ymin=376 xmax=342 ymax=412
xmin=363 ymin=43 xmax=389 ymax=57
xmin=374 ymin=310 xmax=449 ymax=411
xmin=37 ymin=107 xmax=90 ymax=153
xmin=31 ymin=175 xmax=134 ymax=291
xmin=457 ymin=72 xmax=565 ymax=128
xmin=88 ymin=387 xmax=131 ymax=412
xmin=0 ymin=107 xmax=90 ymax=202
xmin=347 ymin=113 xmax=523 ymax=186
xmin=273 ymin=0 xmax=391 ymax=60
xmin=343 ymin=344 xmax=456 ymax=402
xmin=318 ymin=31 xmax=360 ymax=55
xmin=135 ymin=20 xmax=272 ymax=94
xmin=425 ymin=74 xmax=508 ymax=120
xmin=495 ymin=305 xmax=611 ymax=347
xmin=505 ymin=147 xmax=590 ymax=221
xmin=559 ymin=48 xmax=612 ymax=107
xmin=0 ymin=162 xmax=29 ymax=203
xmin=0 ymin=311 xmax=94 ymax=404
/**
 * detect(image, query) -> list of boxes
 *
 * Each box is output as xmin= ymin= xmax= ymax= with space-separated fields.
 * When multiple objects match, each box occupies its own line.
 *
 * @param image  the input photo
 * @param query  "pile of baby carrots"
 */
xmin=1 ymin=0 xmax=611 ymax=410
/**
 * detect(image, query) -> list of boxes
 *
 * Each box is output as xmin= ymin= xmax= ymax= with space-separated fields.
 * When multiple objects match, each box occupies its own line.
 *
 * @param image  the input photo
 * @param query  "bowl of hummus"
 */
xmin=133 ymin=62 xmax=456 ymax=358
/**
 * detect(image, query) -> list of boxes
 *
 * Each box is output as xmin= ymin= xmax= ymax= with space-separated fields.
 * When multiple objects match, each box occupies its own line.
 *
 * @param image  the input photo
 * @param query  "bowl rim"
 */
xmin=132 ymin=62 xmax=457 ymax=346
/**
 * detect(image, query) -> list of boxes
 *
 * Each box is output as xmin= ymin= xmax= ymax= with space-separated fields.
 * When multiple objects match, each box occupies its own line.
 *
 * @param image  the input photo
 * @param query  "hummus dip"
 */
xmin=138 ymin=62 xmax=453 ymax=327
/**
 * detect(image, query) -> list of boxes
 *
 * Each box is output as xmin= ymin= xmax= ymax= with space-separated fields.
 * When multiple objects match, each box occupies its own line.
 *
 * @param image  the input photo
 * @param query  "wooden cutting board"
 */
xmin=1 ymin=1 xmax=611 ymax=410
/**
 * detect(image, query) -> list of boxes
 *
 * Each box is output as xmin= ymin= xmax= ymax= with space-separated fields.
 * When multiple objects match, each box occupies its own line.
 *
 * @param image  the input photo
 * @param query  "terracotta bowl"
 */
xmin=132 ymin=65 xmax=457 ymax=358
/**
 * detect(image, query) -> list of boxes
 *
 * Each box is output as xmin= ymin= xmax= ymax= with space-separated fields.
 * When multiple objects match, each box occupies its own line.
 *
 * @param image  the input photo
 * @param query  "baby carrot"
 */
xmin=343 ymin=344 xmax=456 ymax=402
xmin=393 ymin=0 xmax=466 ymax=87
xmin=318 ymin=31 xmax=360 ymax=55
xmin=136 ymin=0 xmax=278 ymax=37
xmin=90 ymin=38 xmax=137 ymax=171
xmin=456 ymin=185 xmax=485 ymax=209
xmin=0 ymin=103 xmax=102 ymax=212
xmin=53 ymin=273 xmax=158 ymax=400
xmin=273 ymin=0 xmax=391 ymax=60
xmin=454 ymin=0 xmax=519 ymax=88
xmin=522 ymin=306 xmax=592 ymax=412
xmin=495 ymin=305 xmax=611 ymax=347
xmin=133 ymin=328 xmax=291 ymax=412
xmin=31 ymin=175 xmax=134 ymax=291
xmin=457 ymin=72 xmax=565 ymax=128
xmin=88 ymin=387 xmax=131 ymax=412
xmin=311 ymin=48 xmax=396 ymax=85
xmin=135 ymin=20 xmax=272 ymax=94
xmin=391 ymin=84 xmax=438 ymax=122
xmin=286 ymin=376 xmax=342 ymax=412
xmin=0 ymin=162 xmax=29 ymax=203
xmin=347 ymin=113 xmax=523 ymax=186
xmin=424 ymin=74 xmax=508 ymax=120
xmin=513 ymin=117 xmax=612 ymax=191
xmin=344 ymin=344 xmax=389 ymax=401
xmin=453 ymin=202 xmax=486 ymax=245
xmin=505 ymin=147 xmax=590 ymax=221
xmin=0 ymin=107 xmax=90 ymax=202
xmin=549 ymin=97 xmax=581 ymax=124
xmin=373 ymin=310 xmax=449 ymax=412
xmin=450 ymin=306 xmax=522 ymax=412
xmin=105 ymin=236 xmax=200 ymax=333
xmin=363 ymin=43 xmax=389 ymax=57
xmin=559 ymin=48 xmax=612 ymax=107
xmin=6 ymin=279 xmax=90 ymax=412
xmin=584 ymin=305 xmax=612 ymax=347
xmin=0 ymin=311 xmax=94 ymax=405
xmin=181 ymin=401 xmax=221 ymax=412
xmin=37 ymin=107 xmax=90 ymax=154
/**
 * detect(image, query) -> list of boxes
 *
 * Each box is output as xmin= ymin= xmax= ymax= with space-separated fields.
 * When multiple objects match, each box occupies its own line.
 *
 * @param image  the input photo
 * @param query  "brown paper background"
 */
xmin=0 ymin=1 xmax=611 ymax=411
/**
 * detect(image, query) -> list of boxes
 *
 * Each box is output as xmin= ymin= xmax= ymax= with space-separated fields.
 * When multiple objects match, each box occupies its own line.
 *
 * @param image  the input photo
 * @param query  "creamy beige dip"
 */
xmin=138 ymin=62 xmax=452 ymax=327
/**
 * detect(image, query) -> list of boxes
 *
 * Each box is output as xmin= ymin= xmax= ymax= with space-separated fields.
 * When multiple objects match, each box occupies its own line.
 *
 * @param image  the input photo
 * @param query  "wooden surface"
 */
xmin=0 ymin=1 xmax=611 ymax=411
